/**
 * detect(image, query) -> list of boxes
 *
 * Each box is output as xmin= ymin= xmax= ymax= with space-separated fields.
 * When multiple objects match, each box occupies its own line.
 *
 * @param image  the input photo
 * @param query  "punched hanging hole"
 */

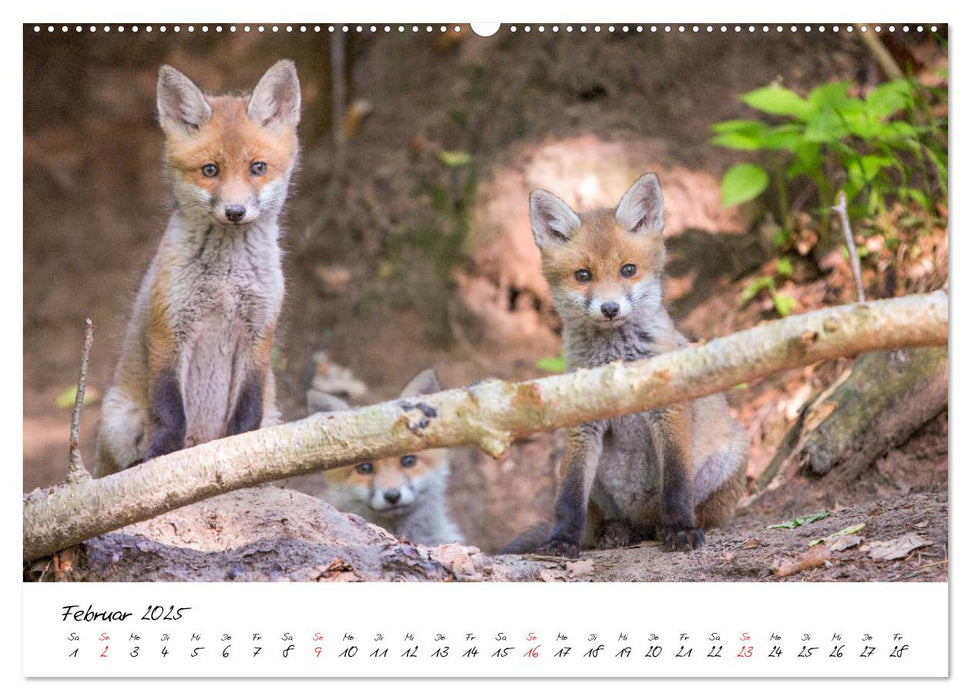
xmin=472 ymin=22 xmax=502 ymax=36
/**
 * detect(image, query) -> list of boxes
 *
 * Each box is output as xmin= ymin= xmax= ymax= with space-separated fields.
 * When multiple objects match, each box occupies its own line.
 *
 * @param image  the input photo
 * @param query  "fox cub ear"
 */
xmin=157 ymin=66 xmax=213 ymax=135
xmin=529 ymin=189 xmax=582 ymax=250
xmin=615 ymin=173 xmax=664 ymax=234
xmin=248 ymin=59 xmax=301 ymax=130
xmin=399 ymin=369 xmax=442 ymax=399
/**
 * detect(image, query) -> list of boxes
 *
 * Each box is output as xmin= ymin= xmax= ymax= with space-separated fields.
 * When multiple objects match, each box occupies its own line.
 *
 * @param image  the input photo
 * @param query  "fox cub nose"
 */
xmin=225 ymin=205 xmax=247 ymax=223
xmin=600 ymin=301 xmax=620 ymax=319
xmin=384 ymin=488 xmax=401 ymax=505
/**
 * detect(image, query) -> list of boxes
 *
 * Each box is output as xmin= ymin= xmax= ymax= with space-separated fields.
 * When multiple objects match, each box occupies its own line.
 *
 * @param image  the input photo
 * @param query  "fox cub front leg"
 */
xmin=536 ymin=422 xmax=605 ymax=558
xmin=651 ymin=404 xmax=704 ymax=551
xmin=226 ymin=333 xmax=275 ymax=436
xmin=146 ymin=366 xmax=186 ymax=460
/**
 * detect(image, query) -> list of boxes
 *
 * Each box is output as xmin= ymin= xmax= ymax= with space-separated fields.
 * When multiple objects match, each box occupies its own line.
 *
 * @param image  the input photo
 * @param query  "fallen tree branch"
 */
xmin=23 ymin=293 xmax=947 ymax=562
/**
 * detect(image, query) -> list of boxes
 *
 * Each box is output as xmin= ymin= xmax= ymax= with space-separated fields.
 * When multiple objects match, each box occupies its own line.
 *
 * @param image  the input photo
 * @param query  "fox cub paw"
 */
xmin=535 ymin=539 xmax=580 ymax=559
xmin=659 ymin=525 xmax=705 ymax=552
xmin=596 ymin=520 xmax=634 ymax=549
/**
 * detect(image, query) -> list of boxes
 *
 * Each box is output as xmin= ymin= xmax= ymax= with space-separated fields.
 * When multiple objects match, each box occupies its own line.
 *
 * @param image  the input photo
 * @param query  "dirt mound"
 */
xmin=52 ymin=486 xmax=542 ymax=583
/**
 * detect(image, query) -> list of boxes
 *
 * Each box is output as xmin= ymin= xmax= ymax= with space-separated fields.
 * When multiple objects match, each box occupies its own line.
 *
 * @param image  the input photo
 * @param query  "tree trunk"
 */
xmin=756 ymin=346 xmax=947 ymax=491
xmin=23 ymin=293 xmax=948 ymax=562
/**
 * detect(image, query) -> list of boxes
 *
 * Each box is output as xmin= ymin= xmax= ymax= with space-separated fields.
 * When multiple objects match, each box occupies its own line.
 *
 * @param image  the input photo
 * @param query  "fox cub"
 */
xmin=505 ymin=173 xmax=748 ymax=557
xmin=321 ymin=370 xmax=464 ymax=547
xmin=95 ymin=60 xmax=301 ymax=476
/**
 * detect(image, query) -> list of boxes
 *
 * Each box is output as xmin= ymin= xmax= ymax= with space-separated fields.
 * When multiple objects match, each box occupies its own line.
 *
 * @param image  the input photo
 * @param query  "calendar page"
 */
xmin=19 ymin=5 xmax=952 ymax=685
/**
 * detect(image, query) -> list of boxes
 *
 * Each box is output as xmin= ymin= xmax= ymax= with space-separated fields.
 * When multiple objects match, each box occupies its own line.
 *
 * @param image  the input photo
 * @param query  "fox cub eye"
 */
xmin=201 ymin=163 xmax=219 ymax=178
xmin=574 ymin=269 xmax=592 ymax=283
xmin=400 ymin=455 xmax=417 ymax=468
xmin=250 ymin=161 xmax=267 ymax=176
xmin=355 ymin=463 xmax=374 ymax=475
xmin=620 ymin=263 xmax=637 ymax=278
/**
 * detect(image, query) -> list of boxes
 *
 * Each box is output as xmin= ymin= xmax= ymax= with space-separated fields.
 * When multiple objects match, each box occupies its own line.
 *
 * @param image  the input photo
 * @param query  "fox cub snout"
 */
xmin=95 ymin=60 xmax=301 ymax=476
xmin=505 ymin=173 xmax=748 ymax=557
xmin=321 ymin=370 xmax=464 ymax=547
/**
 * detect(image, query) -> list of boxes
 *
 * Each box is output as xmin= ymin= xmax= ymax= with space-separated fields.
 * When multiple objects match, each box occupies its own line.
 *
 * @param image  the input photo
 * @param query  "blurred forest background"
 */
xmin=23 ymin=25 xmax=947 ymax=560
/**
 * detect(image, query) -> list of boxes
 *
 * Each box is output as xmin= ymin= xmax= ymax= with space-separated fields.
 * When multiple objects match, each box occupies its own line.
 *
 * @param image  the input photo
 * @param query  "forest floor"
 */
xmin=23 ymin=28 xmax=948 ymax=582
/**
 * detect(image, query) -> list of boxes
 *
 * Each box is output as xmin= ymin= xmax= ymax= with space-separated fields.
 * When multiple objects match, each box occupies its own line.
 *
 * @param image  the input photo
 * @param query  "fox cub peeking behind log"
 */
xmin=503 ymin=174 xmax=748 ymax=557
xmin=95 ymin=60 xmax=301 ymax=476
xmin=319 ymin=370 xmax=464 ymax=547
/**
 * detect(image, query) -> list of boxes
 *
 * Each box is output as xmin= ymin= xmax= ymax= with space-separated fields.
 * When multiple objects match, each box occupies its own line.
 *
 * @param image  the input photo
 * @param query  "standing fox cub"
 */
xmin=95 ymin=60 xmax=301 ymax=476
xmin=504 ymin=174 xmax=748 ymax=557
xmin=320 ymin=370 xmax=464 ymax=546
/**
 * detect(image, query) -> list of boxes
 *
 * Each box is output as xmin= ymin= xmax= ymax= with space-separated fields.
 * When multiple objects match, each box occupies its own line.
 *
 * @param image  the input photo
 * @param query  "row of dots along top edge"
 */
xmin=32 ymin=24 xmax=941 ymax=35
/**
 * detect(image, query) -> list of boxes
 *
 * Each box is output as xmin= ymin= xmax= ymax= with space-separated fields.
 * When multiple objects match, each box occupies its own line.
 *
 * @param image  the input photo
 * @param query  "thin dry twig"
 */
xmin=833 ymin=191 xmax=866 ymax=303
xmin=855 ymin=24 xmax=904 ymax=80
xmin=300 ymin=33 xmax=347 ymax=248
xmin=67 ymin=319 xmax=94 ymax=483
xmin=887 ymin=559 xmax=948 ymax=581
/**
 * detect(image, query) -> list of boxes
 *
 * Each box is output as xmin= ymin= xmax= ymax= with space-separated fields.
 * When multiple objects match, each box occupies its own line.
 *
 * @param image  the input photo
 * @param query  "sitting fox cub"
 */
xmin=504 ymin=173 xmax=748 ymax=557
xmin=321 ymin=370 xmax=464 ymax=546
xmin=96 ymin=60 xmax=301 ymax=475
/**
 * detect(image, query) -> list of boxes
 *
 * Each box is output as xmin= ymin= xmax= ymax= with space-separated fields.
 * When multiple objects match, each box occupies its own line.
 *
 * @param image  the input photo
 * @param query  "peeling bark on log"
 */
xmin=23 ymin=293 xmax=948 ymax=562
xmin=756 ymin=346 xmax=948 ymax=491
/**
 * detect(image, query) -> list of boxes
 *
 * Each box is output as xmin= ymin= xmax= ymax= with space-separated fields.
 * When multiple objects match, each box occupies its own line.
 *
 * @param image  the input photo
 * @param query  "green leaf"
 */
xmin=710 ymin=120 xmax=770 ymax=151
xmin=809 ymin=523 xmax=866 ymax=546
xmin=710 ymin=132 xmax=763 ymax=151
xmin=741 ymin=276 xmax=775 ymax=302
xmin=807 ymin=82 xmax=853 ymax=111
xmin=536 ymin=354 xmax=567 ymax=373
xmin=848 ymin=154 xmax=896 ymax=184
xmin=777 ymin=257 xmax=794 ymax=277
xmin=760 ymin=124 xmax=806 ymax=151
xmin=720 ymin=163 xmax=769 ymax=207
xmin=772 ymin=292 xmax=797 ymax=317
xmin=56 ymin=386 xmax=99 ymax=409
xmin=804 ymin=106 xmax=853 ymax=143
xmin=768 ymin=510 xmax=832 ymax=530
xmin=437 ymin=150 xmax=473 ymax=168
xmin=786 ymin=143 xmax=823 ymax=177
xmin=879 ymin=121 xmax=921 ymax=141
xmin=741 ymin=85 xmax=811 ymax=119
xmin=865 ymin=79 xmax=914 ymax=119
xmin=710 ymin=119 xmax=768 ymax=134
xmin=900 ymin=187 xmax=932 ymax=210
xmin=803 ymin=83 xmax=863 ymax=142
xmin=772 ymin=229 xmax=790 ymax=248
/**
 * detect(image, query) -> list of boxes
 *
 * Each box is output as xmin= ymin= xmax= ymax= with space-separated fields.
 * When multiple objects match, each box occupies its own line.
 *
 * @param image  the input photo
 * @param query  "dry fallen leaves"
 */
xmin=773 ymin=545 xmax=832 ymax=578
xmin=865 ymin=534 xmax=932 ymax=561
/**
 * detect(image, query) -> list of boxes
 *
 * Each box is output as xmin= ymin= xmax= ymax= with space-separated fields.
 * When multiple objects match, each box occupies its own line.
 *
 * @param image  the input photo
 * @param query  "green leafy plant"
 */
xmin=712 ymin=78 xmax=947 ymax=243
xmin=740 ymin=256 xmax=797 ymax=317
xmin=741 ymin=275 xmax=796 ymax=317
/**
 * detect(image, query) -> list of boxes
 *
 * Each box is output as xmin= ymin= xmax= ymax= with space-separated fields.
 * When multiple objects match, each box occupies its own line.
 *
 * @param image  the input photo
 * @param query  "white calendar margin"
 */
xmin=23 ymin=582 xmax=947 ymax=678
